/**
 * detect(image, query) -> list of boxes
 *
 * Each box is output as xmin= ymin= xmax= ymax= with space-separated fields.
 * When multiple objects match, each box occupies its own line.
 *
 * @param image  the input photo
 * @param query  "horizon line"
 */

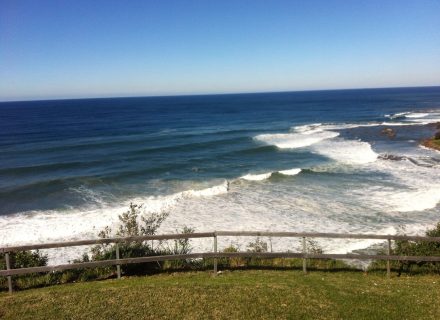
xmin=1 ymin=84 xmax=439 ymax=104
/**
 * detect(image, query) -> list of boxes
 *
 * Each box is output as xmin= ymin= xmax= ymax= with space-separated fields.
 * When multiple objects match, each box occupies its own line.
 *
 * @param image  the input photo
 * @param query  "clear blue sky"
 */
xmin=1 ymin=0 xmax=439 ymax=101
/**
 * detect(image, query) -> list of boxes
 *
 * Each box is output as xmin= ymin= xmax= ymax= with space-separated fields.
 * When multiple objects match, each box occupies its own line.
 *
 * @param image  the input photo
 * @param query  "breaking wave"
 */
xmin=240 ymin=172 xmax=273 ymax=181
xmin=0 ymin=180 xmax=230 ymax=262
xmin=311 ymin=139 xmax=378 ymax=165
xmin=385 ymin=110 xmax=440 ymax=124
xmin=239 ymin=168 xmax=302 ymax=181
xmin=254 ymin=131 xmax=339 ymax=149
xmin=255 ymin=123 xmax=378 ymax=165
xmin=278 ymin=168 xmax=302 ymax=176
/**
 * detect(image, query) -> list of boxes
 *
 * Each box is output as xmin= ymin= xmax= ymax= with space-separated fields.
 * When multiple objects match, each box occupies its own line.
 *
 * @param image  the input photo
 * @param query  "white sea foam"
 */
xmin=293 ymin=120 xmax=425 ymax=133
xmin=239 ymin=168 xmax=301 ymax=181
xmin=181 ymin=181 xmax=229 ymax=197
xmin=405 ymin=112 xmax=430 ymax=118
xmin=351 ymin=154 xmax=440 ymax=213
xmin=386 ymin=188 xmax=440 ymax=212
xmin=0 ymin=181 xmax=230 ymax=264
xmin=385 ymin=112 xmax=410 ymax=119
xmin=240 ymin=172 xmax=273 ymax=181
xmin=2 ymin=164 xmax=438 ymax=266
xmin=291 ymin=111 xmax=440 ymax=134
xmin=319 ymin=123 xmax=382 ymax=130
xmin=291 ymin=123 xmax=323 ymax=133
xmin=278 ymin=168 xmax=302 ymax=176
xmin=361 ymin=187 xmax=440 ymax=214
xmin=255 ymin=131 xmax=339 ymax=149
xmin=407 ymin=118 xmax=440 ymax=124
xmin=311 ymin=139 xmax=378 ymax=165
xmin=256 ymin=122 xmax=379 ymax=165
xmin=379 ymin=121 xmax=421 ymax=126
xmin=385 ymin=110 xmax=440 ymax=124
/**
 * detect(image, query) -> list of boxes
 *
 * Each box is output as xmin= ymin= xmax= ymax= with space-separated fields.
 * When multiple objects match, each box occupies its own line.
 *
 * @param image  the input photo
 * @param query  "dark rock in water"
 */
xmin=379 ymin=154 xmax=405 ymax=161
xmin=379 ymin=153 xmax=434 ymax=167
xmin=427 ymin=122 xmax=440 ymax=129
xmin=381 ymin=127 xmax=396 ymax=138
xmin=435 ymin=131 xmax=440 ymax=140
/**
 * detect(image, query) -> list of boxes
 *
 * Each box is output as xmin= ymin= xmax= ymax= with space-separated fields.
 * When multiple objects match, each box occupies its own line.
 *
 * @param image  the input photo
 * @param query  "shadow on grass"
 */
xmin=3 ymin=259 xmax=439 ymax=292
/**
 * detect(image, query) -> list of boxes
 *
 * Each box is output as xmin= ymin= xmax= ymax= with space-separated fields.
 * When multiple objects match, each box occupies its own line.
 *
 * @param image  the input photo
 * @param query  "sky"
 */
xmin=0 ymin=0 xmax=439 ymax=101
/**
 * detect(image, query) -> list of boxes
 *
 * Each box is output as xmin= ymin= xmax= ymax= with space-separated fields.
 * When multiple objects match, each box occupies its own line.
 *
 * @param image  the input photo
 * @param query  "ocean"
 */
xmin=1 ymin=87 xmax=440 ymax=264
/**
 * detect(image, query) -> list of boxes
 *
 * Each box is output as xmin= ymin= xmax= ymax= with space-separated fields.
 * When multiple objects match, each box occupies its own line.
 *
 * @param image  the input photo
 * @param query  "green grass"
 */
xmin=1 ymin=270 xmax=439 ymax=319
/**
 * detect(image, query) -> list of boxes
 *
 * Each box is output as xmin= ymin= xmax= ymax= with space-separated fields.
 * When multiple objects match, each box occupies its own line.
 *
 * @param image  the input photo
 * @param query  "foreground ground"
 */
xmin=1 ymin=270 xmax=439 ymax=320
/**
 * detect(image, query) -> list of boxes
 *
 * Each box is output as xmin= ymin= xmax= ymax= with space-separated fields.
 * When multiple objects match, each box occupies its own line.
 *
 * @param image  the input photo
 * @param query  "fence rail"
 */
xmin=2 ymin=231 xmax=440 ymax=294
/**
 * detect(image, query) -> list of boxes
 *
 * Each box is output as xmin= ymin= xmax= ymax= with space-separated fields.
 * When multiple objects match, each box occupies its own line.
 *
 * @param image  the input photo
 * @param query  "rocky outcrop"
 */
xmin=379 ymin=154 xmax=406 ymax=161
xmin=381 ymin=128 xmax=396 ymax=138
xmin=421 ymin=132 xmax=440 ymax=151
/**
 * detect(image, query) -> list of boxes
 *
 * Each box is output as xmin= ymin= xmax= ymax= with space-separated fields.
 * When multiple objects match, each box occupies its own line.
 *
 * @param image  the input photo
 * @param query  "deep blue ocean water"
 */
xmin=1 ymin=87 xmax=440 ymax=262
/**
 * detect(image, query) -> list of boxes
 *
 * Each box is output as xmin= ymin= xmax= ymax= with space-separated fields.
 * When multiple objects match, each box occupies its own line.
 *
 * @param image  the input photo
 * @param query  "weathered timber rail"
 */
xmin=2 ymin=231 xmax=440 ymax=294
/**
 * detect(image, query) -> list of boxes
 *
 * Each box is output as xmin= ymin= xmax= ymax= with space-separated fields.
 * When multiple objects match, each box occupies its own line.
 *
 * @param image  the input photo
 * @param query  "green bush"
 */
xmin=90 ymin=203 xmax=195 ymax=276
xmin=161 ymin=226 xmax=196 ymax=270
xmin=211 ymin=244 xmax=246 ymax=269
xmin=247 ymin=237 xmax=268 ymax=253
xmin=369 ymin=222 xmax=440 ymax=275
xmin=394 ymin=222 xmax=440 ymax=275
xmin=0 ymin=250 xmax=48 ymax=291
xmin=88 ymin=203 xmax=170 ymax=276
xmin=0 ymin=250 xmax=48 ymax=270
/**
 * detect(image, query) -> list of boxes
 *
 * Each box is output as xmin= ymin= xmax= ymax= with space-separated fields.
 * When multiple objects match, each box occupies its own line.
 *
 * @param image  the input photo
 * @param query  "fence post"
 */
xmin=213 ymin=232 xmax=218 ymax=276
xmin=302 ymin=237 xmax=307 ymax=274
xmin=387 ymin=238 xmax=391 ymax=278
xmin=115 ymin=243 xmax=121 ymax=279
xmin=5 ymin=252 xmax=13 ymax=293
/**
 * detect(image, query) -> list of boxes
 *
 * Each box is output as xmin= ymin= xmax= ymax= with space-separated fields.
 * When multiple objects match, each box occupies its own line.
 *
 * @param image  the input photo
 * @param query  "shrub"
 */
xmin=0 ymin=250 xmax=48 ymax=291
xmin=213 ymin=244 xmax=246 ymax=268
xmin=0 ymin=250 xmax=48 ymax=270
xmin=244 ymin=237 xmax=268 ymax=266
xmin=161 ymin=226 xmax=196 ymax=270
xmin=394 ymin=222 xmax=440 ymax=275
xmin=90 ymin=203 xmax=194 ymax=276
xmin=89 ymin=203 xmax=169 ymax=275
xmin=247 ymin=237 xmax=268 ymax=253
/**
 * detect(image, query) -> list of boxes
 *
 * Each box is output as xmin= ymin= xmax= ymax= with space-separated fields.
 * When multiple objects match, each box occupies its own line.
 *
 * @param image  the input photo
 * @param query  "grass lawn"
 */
xmin=0 ymin=269 xmax=439 ymax=320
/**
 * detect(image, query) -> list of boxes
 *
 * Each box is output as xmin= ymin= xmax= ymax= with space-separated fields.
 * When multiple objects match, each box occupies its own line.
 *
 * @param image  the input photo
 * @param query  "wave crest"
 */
xmin=240 ymin=172 xmax=273 ymax=181
xmin=0 ymin=180 xmax=230 ymax=264
xmin=278 ymin=168 xmax=302 ymax=176
xmin=312 ymin=139 xmax=378 ymax=164
xmin=181 ymin=181 xmax=229 ymax=197
xmin=255 ymin=131 xmax=339 ymax=149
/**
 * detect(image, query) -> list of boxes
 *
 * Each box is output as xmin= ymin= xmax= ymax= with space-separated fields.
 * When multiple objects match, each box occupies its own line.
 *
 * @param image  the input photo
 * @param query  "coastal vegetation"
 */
xmin=422 ymin=135 xmax=440 ymax=151
xmin=370 ymin=222 xmax=440 ymax=275
xmin=422 ymin=124 xmax=440 ymax=151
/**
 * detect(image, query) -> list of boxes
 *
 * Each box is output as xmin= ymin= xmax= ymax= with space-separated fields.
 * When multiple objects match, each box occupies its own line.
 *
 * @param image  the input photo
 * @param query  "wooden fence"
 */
xmin=2 ymin=231 xmax=440 ymax=294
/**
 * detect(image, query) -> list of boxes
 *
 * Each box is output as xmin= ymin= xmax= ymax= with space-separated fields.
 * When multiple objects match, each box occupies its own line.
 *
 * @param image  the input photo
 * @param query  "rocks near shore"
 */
xmin=381 ymin=128 xmax=396 ymax=138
